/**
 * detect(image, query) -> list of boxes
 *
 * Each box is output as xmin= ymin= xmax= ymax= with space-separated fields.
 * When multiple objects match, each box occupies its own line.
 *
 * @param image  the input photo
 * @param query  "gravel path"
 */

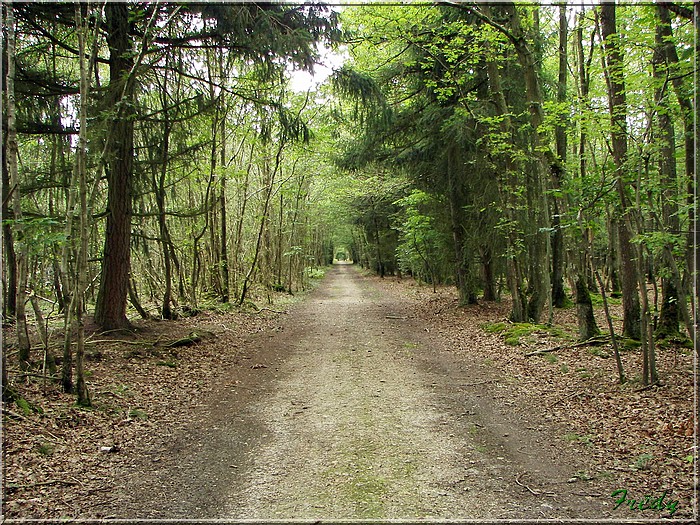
xmin=113 ymin=263 xmax=613 ymax=519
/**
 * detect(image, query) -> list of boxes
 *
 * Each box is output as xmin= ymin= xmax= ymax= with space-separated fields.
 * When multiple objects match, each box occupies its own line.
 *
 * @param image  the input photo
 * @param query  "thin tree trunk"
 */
xmin=483 ymin=23 xmax=526 ymax=321
xmin=73 ymin=3 xmax=92 ymax=405
xmin=5 ymin=3 xmax=31 ymax=369
xmin=1 ymin=4 xmax=16 ymax=322
xmin=653 ymin=7 xmax=680 ymax=338
xmin=573 ymin=14 xmax=600 ymax=340
xmin=239 ymin=141 xmax=283 ymax=305
xmin=551 ymin=3 xmax=568 ymax=309
xmin=220 ymin=129 xmax=230 ymax=303
xmin=2 ymin=127 xmax=17 ymax=321
xmin=600 ymin=1 xmax=641 ymax=340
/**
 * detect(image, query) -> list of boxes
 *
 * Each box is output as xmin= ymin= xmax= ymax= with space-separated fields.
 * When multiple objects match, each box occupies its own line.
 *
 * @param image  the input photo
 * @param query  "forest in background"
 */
xmin=2 ymin=1 xmax=698 ymax=407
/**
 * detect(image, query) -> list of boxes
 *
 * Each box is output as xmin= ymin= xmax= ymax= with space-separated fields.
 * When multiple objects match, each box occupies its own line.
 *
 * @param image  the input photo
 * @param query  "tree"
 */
xmin=93 ymin=2 xmax=137 ymax=331
xmin=599 ymin=1 xmax=641 ymax=340
xmin=4 ymin=2 xmax=32 ymax=368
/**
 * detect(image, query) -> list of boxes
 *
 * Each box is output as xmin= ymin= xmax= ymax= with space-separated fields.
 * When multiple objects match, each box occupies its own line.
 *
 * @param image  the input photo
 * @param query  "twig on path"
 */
xmin=2 ymin=408 xmax=28 ymax=420
xmin=516 ymin=446 xmax=537 ymax=456
xmin=548 ymin=391 xmax=588 ymax=408
xmin=524 ymin=336 xmax=610 ymax=357
xmin=515 ymin=473 xmax=556 ymax=497
xmin=252 ymin=306 xmax=287 ymax=314
xmin=385 ymin=315 xmax=408 ymax=320
xmin=572 ymin=491 xmax=603 ymax=497
xmin=6 ymin=479 xmax=80 ymax=489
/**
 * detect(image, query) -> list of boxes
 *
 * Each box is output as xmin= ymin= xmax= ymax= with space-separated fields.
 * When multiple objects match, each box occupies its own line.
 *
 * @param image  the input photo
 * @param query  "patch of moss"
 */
xmin=15 ymin=397 xmax=42 ymax=415
xmin=590 ymin=293 xmax=622 ymax=307
xmin=128 ymin=408 xmax=148 ymax=420
xmin=587 ymin=346 xmax=610 ymax=358
xmin=576 ymin=367 xmax=591 ymax=379
xmin=483 ymin=322 xmax=507 ymax=334
xmin=622 ymin=338 xmax=642 ymax=350
xmin=501 ymin=323 xmax=552 ymax=346
xmin=484 ymin=322 xmax=573 ymax=347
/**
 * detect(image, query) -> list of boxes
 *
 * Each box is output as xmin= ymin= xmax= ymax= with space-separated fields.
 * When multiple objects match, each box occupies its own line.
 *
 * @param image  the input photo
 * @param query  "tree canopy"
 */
xmin=2 ymin=1 xmax=697 ymax=404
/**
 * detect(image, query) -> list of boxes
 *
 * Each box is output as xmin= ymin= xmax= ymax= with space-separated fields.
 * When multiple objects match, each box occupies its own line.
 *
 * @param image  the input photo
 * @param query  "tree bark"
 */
xmin=572 ymin=14 xmax=600 ymax=340
xmin=600 ymin=1 xmax=641 ymax=340
xmin=482 ymin=19 xmax=526 ymax=321
xmin=94 ymin=3 xmax=135 ymax=331
xmin=4 ymin=2 xmax=31 ymax=368
xmin=74 ymin=4 xmax=91 ymax=405
xmin=551 ymin=4 xmax=568 ymax=309
xmin=653 ymin=6 xmax=680 ymax=338
xmin=656 ymin=4 xmax=696 ymax=339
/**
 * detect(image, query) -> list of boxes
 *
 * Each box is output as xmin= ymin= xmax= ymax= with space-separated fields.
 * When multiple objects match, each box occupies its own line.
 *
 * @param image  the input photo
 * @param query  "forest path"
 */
xmin=117 ymin=263 xmax=607 ymax=519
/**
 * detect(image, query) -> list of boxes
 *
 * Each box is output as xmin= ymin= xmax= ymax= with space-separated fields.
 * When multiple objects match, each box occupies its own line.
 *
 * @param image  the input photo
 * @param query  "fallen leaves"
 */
xmin=369 ymin=276 xmax=696 ymax=519
xmin=2 ymin=308 xmax=282 ymax=519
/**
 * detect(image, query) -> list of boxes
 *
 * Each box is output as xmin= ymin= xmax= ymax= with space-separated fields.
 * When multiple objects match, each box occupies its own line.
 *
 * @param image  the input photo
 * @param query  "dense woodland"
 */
xmin=2 ymin=1 xmax=697 ymax=406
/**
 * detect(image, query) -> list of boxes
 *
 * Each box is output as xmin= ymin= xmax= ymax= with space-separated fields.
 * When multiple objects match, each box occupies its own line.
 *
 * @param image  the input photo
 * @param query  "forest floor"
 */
xmin=2 ymin=263 xmax=696 ymax=521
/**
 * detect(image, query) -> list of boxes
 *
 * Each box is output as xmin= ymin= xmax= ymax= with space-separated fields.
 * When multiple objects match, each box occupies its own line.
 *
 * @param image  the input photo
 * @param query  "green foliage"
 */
xmin=483 ymin=322 xmax=507 ymax=334
xmin=15 ymin=397 xmax=42 ymax=416
xmin=305 ymin=267 xmax=326 ymax=279
xmin=393 ymin=190 xmax=451 ymax=284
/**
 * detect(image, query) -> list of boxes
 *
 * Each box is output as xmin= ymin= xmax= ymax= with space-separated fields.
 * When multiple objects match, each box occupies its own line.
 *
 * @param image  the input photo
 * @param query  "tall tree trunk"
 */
xmin=4 ymin=2 xmax=31 ymax=368
xmin=481 ymin=3 xmax=552 ymax=322
xmin=0 ymin=14 xmax=17 ymax=320
xmin=600 ymin=1 xmax=641 ymax=340
xmin=653 ymin=7 xmax=680 ymax=338
xmin=573 ymin=14 xmax=600 ymax=340
xmin=446 ymin=144 xmax=476 ymax=305
xmin=74 ymin=4 xmax=91 ymax=405
xmin=551 ymin=4 xmax=568 ymax=309
xmin=483 ymin=21 xmax=526 ymax=321
xmin=94 ymin=3 xmax=135 ymax=331
xmin=1 ymin=13 xmax=16 ymax=320
xmin=656 ymin=4 xmax=696 ymax=342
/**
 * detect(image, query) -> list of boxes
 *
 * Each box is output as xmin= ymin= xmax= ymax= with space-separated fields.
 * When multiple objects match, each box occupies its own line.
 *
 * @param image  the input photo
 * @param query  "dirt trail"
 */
xmin=113 ymin=264 xmax=613 ymax=519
